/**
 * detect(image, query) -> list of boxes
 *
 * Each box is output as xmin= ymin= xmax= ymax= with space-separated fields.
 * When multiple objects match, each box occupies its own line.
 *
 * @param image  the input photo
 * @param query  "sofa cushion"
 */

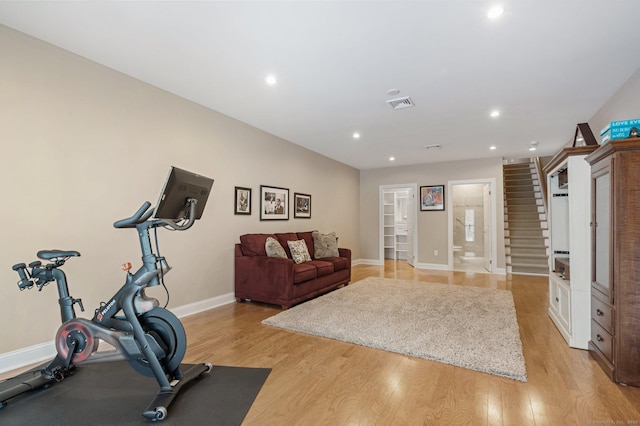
xmin=317 ymin=256 xmax=349 ymax=272
xmin=297 ymin=231 xmax=315 ymax=259
xmin=288 ymin=239 xmax=312 ymax=264
xmin=307 ymin=260 xmax=334 ymax=277
xmin=265 ymin=236 xmax=287 ymax=258
xmin=240 ymin=233 xmax=275 ymax=256
xmin=276 ymin=233 xmax=299 ymax=258
xmin=292 ymin=262 xmax=317 ymax=284
xmin=313 ymin=231 xmax=339 ymax=258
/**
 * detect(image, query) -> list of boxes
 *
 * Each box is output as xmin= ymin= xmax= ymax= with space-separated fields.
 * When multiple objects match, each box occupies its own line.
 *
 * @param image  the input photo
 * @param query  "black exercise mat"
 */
xmin=0 ymin=362 xmax=270 ymax=425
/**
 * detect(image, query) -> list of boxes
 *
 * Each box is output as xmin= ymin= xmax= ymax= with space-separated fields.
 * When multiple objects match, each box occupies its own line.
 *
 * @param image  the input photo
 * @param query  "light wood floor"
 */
xmin=3 ymin=262 xmax=640 ymax=424
xmin=180 ymin=261 xmax=640 ymax=425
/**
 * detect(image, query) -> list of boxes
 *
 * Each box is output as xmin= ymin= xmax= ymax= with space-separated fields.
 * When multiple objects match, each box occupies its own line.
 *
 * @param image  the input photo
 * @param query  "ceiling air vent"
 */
xmin=386 ymin=96 xmax=415 ymax=110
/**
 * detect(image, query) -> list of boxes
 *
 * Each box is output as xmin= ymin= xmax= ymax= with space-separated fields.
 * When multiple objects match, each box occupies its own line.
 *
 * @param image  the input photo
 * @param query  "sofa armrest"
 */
xmin=235 ymin=254 xmax=295 ymax=302
xmin=338 ymin=248 xmax=351 ymax=264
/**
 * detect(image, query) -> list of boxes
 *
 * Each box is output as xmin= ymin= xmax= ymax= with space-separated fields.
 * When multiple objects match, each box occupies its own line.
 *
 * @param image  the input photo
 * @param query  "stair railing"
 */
xmin=534 ymin=156 xmax=548 ymax=215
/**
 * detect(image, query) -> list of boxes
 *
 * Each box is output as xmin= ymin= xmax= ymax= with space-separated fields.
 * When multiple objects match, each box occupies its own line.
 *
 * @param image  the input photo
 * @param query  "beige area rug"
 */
xmin=262 ymin=277 xmax=527 ymax=381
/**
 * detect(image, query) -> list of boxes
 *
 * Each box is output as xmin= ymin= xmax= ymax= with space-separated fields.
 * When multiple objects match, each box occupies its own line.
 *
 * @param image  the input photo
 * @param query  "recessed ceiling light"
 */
xmin=490 ymin=110 xmax=500 ymax=118
xmin=353 ymin=132 xmax=361 ymax=140
xmin=490 ymin=145 xmax=497 ymax=150
xmin=389 ymin=156 xmax=395 ymax=162
xmin=265 ymin=74 xmax=277 ymax=85
xmin=529 ymin=141 xmax=538 ymax=151
xmin=529 ymin=146 xmax=537 ymax=151
xmin=487 ymin=6 xmax=504 ymax=19
xmin=387 ymin=89 xmax=400 ymax=96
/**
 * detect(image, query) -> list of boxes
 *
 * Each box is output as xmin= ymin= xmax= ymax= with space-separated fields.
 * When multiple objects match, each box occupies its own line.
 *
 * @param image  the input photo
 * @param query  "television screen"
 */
xmin=153 ymin=167 xmax=214 ymax=220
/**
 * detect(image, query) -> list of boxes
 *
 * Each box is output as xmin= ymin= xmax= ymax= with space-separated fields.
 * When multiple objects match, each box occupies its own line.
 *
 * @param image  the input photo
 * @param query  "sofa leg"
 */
xmin=236 ymin=297 xmax=244 ymax=303
xmin=281 ymin=305 xmax=289 ymax=310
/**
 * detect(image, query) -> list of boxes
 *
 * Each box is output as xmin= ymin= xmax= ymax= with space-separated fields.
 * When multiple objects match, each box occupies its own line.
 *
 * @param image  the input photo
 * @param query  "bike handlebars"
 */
xmin=113 ymin=200 xmax=198 ymax=231
xmin=12 ymin=263 xmax=33 ymax=290
xmin=113 ymin=201 xmax=153 ymax=229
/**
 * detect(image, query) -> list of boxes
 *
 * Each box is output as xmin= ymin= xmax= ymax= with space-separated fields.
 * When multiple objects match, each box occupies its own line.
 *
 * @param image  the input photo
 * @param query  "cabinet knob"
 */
xmin=596 ymin=334 xmax=604 ymax=342
xmin=596 ymin=309 xmax=604 ymax=316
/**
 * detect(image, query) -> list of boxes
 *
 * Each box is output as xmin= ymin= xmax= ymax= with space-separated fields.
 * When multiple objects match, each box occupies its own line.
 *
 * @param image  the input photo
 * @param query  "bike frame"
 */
xmin=3 ymin=188 xmax=212 ymax=420
xmin=14 ymin=201 xmax=197 ymax=388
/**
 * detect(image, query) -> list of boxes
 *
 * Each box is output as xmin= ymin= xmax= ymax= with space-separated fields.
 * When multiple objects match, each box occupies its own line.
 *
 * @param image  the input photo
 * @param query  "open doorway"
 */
xmin=379 ymin=184 xmax=418 ymax=267
xmin=448 ymin=179 xmax=497 ymax=273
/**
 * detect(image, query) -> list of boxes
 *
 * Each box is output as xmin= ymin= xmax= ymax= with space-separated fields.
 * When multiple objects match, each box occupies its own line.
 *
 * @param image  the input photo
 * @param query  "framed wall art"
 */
xmin=293 ymin=193 xmax=311 ymax=218
xmin=234 ymin=186 xmax=251 ymax=215
xmin=420 ymin=185 xmax=445 ymax=211
xmin=260 ymin=185 xmax=289 ymax=220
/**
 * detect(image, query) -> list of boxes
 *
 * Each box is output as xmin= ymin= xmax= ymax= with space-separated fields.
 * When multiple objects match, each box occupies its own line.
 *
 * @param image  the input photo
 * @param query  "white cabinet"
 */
xmin=549 ymin=273 xmax=571 ymax=333
xmin=544 ymin=146 xmax=597 ymax=349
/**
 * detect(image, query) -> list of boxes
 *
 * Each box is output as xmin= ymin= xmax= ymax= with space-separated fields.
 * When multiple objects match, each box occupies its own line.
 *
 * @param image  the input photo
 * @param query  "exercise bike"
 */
xmin=0 ymin=167 xmax=214 ymax=421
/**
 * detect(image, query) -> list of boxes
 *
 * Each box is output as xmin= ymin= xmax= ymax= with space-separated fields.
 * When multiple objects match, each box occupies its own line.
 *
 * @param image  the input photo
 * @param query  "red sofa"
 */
xmin=234 ymin=231 xmax=351 ymax=309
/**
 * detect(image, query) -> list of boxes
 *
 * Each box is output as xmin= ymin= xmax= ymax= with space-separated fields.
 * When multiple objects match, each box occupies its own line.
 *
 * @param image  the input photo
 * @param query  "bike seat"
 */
xmin=37 ymin=250 xmax=81 ymax=260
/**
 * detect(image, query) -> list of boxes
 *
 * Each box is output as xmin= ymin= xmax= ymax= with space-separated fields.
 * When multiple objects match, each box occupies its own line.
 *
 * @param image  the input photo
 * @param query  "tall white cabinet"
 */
xmin=544 ymin=146 xmax=597 ymax=349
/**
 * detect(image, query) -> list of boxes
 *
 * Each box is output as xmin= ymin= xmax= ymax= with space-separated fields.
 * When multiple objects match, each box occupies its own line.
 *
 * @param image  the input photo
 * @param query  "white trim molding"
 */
xmin=353 ymin=258 xmax=383 ymax=266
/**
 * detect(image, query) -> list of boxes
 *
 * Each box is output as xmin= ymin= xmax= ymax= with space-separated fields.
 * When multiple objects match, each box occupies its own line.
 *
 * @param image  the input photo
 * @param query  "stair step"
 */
xmin=504 ymin=181 xmax=535 ymax=186
xmin=509 ymin=253 xmax=548 ymax=260
xmin=506 ymin=193 xmax=537 ymax=199
xmin=507 ymin=198 xmax=542 ymax=206
xmin=504 ymin=166 xmax=532 ymax=171
xmin=509 ymin=261 xmax=549 ymax=267
xmin=505 ymin=213 xmax=543 ymax=218
xmin=502 ymin=167 xmax=532 ymax=175
xmin=507 ymin=243 xmax=549 ymax=249
xmin=505 ymin=237 xmax=548 ymax=247
xmin=509 ymin=248 xmax=548 ymax=256
xmin=508 ymin=232 xmax=547 ymax=238
xmin=505 ymin=204 xmax=544 ymax=213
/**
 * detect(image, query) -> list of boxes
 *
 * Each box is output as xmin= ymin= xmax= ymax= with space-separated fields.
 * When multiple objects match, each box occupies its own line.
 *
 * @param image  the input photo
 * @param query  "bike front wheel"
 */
xmin=128 ymin=307 xmax=187 ymax=377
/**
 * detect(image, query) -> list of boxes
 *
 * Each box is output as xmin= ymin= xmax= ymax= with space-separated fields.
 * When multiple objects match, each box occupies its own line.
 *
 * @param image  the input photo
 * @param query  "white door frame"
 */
xmin=379 ymin=183 xmax=419 ymax=265
xmin=447 ymin=178 xmax=498 ymax=273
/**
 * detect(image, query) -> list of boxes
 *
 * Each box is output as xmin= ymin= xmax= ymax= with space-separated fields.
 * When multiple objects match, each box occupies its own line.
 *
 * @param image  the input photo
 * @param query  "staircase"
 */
xmin=503 ymin=161 xmax=549 ymax=275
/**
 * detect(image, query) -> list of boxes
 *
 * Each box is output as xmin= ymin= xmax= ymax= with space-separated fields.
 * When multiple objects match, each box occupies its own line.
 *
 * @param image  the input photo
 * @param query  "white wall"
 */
xmin=0 ymin=25 xmax=359 ymax=355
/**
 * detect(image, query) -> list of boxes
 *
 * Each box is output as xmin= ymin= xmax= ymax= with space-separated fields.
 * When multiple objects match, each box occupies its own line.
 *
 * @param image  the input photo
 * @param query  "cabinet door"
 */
xmin=549 ymin=277 xmax=559 ymax=313
xmin=558 ymin=283 xmax=571 ymax=330
xmin=592 ymin=164 xmax=612 ymax=301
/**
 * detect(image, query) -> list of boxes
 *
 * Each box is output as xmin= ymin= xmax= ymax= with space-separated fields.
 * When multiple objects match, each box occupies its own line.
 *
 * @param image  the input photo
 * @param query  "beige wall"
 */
xmin=359 ymin=158 xmax=505 ymax=268
xmin=589 ymin=67 xmax=640 ymax=134
xmin=0 ymin=25 xmax=359 ymax=354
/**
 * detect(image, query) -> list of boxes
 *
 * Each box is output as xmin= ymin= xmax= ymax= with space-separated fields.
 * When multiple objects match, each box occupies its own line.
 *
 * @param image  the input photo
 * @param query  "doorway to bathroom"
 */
xmin=448 ymin=179 xmax=497 ymax=273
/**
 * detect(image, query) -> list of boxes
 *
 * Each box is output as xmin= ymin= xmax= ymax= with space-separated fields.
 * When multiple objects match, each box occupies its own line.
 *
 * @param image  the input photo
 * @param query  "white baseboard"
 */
xmin=0 ymin=342 xmax=56 ymax=374
xmin=170 ymin=292 xmax=235 ymax=318
xmin=414 ymin=262 xmax=450 ymax=271
xmin=353 ymin=258 xmax=383 ymax=266
xmin=0 ymin=293 xmax=235 ymax=374
xmin=355 ymin=259 xmax=506 ymax=275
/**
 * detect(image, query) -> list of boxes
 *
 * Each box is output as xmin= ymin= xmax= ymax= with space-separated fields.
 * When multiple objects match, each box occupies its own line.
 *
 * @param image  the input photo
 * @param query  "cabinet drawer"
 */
xmin=591 ymin=295 xmax=614 ymax=333
xmin=591 ymin=320 xmax=614 ymax=363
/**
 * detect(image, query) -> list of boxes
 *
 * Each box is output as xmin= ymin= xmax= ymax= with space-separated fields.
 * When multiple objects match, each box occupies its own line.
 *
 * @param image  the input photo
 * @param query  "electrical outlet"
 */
xmin=434 ymin=249 xmax=438 ymax=256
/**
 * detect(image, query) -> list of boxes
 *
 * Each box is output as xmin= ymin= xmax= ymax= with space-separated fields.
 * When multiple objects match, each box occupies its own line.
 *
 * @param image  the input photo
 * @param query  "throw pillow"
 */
xmin=313 ymin=231 xmax=339 ymax=258
xmin=287 ymin=239 xmax=312 ymax=264
xmin=265 ymin=236 xmax=287 ymax=258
